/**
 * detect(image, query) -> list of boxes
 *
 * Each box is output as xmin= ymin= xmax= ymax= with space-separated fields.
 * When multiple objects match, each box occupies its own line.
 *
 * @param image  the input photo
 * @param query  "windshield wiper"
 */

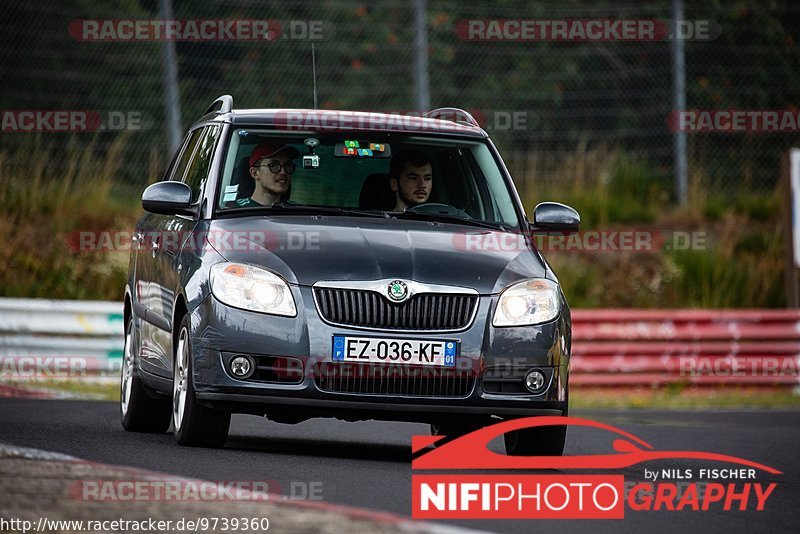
xmin=393 ymin=210 xmax=511 ymax=231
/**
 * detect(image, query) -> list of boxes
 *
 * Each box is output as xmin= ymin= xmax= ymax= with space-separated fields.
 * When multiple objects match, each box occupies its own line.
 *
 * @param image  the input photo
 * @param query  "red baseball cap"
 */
xmin=249 ymin=140 xmax=301 ymax=168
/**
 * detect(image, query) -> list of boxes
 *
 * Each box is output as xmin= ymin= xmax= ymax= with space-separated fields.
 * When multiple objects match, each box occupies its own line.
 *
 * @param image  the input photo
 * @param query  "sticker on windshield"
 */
xmin=334 ymin=141 xmax=392 ymax=158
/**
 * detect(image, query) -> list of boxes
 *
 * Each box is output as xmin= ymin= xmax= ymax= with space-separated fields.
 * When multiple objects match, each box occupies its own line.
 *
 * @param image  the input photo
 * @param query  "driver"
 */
xmin=389 ymin=150 xmax=432 ymax=211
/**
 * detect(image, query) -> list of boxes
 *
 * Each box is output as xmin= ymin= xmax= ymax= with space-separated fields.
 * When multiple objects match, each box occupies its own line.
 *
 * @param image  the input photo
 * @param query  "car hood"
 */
xmin=207 ymin=216 xmax=547 ymax=294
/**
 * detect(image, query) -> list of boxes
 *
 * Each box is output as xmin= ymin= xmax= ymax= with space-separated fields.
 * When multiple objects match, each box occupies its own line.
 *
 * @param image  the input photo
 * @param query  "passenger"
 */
xmin=389 ymin=150 xmax=433 ymax=211
xmin=237 ymin=140 xmax=300 ymax=207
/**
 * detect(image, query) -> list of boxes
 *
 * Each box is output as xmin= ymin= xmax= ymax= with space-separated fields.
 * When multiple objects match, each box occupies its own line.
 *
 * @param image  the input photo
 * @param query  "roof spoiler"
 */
xmin=424 ymin=107 xmax=480 ymax=127
xmin=204 ymin=95 xmax=233 ymax=116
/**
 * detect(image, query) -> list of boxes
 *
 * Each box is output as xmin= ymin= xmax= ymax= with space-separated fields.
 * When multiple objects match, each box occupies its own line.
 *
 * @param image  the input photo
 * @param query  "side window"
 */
xmin=169 ymin=128 xmax=203 ymax=183
xmin=182 ymin=125 xmax=220 ymax=202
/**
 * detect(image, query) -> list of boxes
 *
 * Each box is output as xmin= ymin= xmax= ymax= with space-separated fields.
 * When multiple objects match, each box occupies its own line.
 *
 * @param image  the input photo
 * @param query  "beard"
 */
xmin=263 ymin=179 xmax=289 ymax=196
xmin=399 ymin=187 xmax=427 ymax=207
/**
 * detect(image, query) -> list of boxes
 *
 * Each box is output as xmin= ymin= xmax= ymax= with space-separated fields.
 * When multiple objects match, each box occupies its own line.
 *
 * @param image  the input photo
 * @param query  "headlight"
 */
xmin=492 ymin=278 xmax=561 ymax=326
xmin=210 ymin=263 xmax=297 ymax=317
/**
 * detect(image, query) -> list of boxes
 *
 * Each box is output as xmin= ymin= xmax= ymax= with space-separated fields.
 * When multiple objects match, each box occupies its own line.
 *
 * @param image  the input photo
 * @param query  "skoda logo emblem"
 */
xmin=387 ymin=280 xmax=409 ymax=302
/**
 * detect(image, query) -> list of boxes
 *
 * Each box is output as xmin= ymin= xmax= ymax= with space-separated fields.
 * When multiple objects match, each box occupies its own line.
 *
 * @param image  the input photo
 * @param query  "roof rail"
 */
xmin=204 ymin=95 xmax=233 ymax=115
xmin=424 ymin=107 xmax=480 ymax=127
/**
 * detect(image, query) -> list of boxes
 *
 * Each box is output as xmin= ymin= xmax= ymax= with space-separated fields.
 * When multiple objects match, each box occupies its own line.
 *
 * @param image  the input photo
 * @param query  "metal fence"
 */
xmin=2 ymin=1 xmax=799 ymax=198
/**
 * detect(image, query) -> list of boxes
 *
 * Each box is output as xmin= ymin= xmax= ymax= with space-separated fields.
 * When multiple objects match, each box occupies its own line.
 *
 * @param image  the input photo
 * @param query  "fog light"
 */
xmin=230 ymin=355 xmax=254 ymax=379
xmin=524 ymin=369 xmax=546 ymax=393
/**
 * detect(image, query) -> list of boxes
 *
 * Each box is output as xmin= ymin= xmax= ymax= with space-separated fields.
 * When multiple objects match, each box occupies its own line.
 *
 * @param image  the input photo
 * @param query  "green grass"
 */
xmin=0 ymin=135 xmax=142 ymax=225
xmin=0 ymin=135 xmax=148 ymax=300
xmin=530 ymin=151 xmax=669 ymax=228
xmin=524 ymin=148 xmax=785 ymax=308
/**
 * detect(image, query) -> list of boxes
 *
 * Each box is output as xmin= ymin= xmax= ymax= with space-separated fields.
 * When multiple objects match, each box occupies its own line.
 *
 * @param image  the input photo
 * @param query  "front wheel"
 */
xmin=172 ymin=315 xmax=230 ymax=447
xmin=120 ymin=315 xmax=171 ymax=433
xmin=503 ymin=423 xmax=567 ymax=456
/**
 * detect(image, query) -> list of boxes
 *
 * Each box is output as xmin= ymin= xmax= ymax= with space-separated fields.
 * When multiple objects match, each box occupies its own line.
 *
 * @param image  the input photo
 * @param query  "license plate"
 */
xmin=332 ymin=335 xmax=458 ymax=367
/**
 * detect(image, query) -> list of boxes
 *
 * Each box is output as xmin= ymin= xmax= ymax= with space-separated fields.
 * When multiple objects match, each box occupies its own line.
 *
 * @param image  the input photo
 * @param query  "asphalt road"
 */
xmin=0 ymin=399 xmax=796 ymax=533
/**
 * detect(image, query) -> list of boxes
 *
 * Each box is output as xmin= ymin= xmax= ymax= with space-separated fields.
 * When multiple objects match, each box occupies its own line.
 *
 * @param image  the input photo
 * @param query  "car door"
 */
xmin=148 ymin=125 xmax=222 ymax=377
xmin=136 ymin=127 xmax=204 ymax=377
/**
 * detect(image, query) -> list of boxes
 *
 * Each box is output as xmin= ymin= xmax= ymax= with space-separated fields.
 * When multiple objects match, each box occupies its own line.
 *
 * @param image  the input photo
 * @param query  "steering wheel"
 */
xmin=405 ymin=202 xmax=471 ymax=219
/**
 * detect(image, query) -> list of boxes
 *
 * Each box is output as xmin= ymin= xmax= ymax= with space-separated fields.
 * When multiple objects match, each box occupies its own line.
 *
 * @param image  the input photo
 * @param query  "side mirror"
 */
xmin=141 ymin=182 xmax=195 ymax=216
xmin=530 ymin=202 xmax=580 ymax=234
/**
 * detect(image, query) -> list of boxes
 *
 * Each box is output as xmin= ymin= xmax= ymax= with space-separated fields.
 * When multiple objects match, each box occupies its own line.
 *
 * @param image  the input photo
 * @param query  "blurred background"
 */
xmin=1 ymin=0 xmax=799 ymax=308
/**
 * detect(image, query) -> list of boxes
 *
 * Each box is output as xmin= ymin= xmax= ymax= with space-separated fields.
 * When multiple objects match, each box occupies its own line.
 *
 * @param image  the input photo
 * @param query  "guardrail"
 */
xmin=1 ymin=298 xmax=797 ymax=387
xmin=571 ymin=309 xmax=800 ymax=387
xmin=0 ymin=298 xmax=123 ymax=377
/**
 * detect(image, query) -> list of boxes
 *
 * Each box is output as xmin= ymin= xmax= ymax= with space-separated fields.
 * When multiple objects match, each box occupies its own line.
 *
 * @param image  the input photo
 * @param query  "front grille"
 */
xmin=314 ymin=362 xmax=475 ymax=398
xmin=314 ymin=288 xmax=477 ymax=331
xmin=250 ymin=355 xmax=304 ymax=384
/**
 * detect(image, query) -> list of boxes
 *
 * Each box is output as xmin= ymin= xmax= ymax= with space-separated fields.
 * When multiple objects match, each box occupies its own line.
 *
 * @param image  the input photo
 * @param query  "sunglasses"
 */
xmin=257 ymin=160 xmax=296 ymax=174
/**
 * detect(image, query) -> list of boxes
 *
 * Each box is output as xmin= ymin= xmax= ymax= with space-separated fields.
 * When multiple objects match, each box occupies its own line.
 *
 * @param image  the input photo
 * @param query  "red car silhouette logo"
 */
xmin=412 ymin=416 xmax=781 ymax=474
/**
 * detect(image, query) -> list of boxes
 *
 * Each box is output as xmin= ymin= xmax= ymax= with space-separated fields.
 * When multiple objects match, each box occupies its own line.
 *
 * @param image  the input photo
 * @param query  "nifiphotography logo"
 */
xmin=411 ymin=417 xmax=781 ymax=519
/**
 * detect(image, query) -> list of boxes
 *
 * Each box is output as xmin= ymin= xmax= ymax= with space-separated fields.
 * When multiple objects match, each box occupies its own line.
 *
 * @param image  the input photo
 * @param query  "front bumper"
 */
xmin=189 ymin=287 xmax=570 ymax=423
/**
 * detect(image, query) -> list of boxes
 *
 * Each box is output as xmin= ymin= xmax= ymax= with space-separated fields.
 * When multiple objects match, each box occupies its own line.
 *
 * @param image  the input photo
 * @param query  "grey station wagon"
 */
xmin=121 ymin=95 xmax=579 ymax=454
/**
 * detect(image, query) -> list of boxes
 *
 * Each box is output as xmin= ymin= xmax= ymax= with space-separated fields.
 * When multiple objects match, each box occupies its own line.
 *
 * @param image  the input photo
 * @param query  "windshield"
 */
xmin=216 ymin=129 xmax=521 ymax=229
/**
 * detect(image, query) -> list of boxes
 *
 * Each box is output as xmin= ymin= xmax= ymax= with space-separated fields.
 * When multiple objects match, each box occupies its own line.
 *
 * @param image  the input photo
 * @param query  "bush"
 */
xmin=524 ymin=147 xmax=784 ymax=308
xmin=0 ymin=135 xmax=146 ymax=300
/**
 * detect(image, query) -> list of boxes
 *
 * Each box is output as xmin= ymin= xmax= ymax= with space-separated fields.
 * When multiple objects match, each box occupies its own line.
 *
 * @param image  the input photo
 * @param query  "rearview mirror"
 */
xmin=530 ymin=202 xmax=580 ymax=234
xmin=141 ymin=182 xmax=195 ymax=216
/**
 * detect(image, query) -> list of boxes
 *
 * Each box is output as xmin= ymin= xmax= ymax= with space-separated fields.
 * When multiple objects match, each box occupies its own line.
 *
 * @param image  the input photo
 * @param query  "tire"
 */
xmin=503 ymin=423 xmax=567 ymax=456
xmin=504 ymin=393 xmax=568 ymax=456
xmin=120 ymin=315 xmax=171 ymax=433
xmin=172 ymin=314 xmax=230 ymax=447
